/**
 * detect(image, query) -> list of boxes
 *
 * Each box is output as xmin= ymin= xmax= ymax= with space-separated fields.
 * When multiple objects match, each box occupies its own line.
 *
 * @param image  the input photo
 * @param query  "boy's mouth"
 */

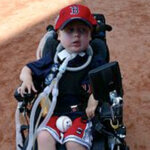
xmin=72 ymin=41 xmax=81 ymax=47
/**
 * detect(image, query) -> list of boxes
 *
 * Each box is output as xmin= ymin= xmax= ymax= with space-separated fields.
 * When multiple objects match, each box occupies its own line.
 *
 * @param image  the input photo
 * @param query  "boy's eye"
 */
xmin=66 ymin=27 xmax=88 ymax=34
xmin=67 ymin=27 xmax=74 ymax=33
xmin=79 ymin=28 xmax=88 ymax=34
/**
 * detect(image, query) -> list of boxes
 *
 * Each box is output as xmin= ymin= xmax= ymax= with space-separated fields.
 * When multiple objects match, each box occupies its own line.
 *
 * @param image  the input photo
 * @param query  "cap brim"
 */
xmin=60 ymin=18 xmax=92 ymax=30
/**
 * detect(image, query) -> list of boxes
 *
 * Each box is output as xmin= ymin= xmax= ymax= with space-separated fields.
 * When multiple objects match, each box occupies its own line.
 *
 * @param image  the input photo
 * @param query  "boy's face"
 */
xmin=58 ymin=21 xmax=92 ymax=53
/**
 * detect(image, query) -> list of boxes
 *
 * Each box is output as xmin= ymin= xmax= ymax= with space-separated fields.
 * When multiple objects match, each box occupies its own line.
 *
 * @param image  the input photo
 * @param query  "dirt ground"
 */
xmin=0 ymin=0 xmax=150 ymax=150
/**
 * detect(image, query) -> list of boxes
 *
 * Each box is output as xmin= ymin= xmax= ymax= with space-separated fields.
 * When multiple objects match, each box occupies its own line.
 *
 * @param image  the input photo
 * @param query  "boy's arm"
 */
xmin=85 ymin=94 xmax=98 ymax=119
xmin=18 ymin=66 xmax=37 ymax=97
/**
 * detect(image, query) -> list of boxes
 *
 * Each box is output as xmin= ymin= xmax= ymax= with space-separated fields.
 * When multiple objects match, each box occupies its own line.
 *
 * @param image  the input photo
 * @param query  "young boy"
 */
xmin=18 ymin=4 xmax=105 ymax=150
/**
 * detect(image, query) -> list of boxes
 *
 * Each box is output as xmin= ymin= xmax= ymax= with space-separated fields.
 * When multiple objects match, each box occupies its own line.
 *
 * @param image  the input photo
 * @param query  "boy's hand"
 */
xmin=18 ymin=66 xmax=37 ymax=97
xmin=85 ymin=94 xmax=98 ymax=120
xmin=17 ymin=81 xmax=37 ymax=97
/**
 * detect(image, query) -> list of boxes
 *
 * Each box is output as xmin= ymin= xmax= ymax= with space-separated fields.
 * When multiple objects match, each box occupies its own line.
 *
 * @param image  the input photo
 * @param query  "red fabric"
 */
xmin=46 ymin=116 xmax=60 ymax=137
xmin=64 ymin=117 xmax=86 ymax=138
xmin=46 ymin=116 xmax=87 ymax=138
xmin=55 ymin=4 xmax=97 ymax=30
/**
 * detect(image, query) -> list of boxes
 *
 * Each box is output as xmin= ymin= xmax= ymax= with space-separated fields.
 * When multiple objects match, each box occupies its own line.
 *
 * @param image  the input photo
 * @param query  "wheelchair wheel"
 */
xmin=91 ymin=135 xmax=106 ymax=150
xmin=22 ymin=135 xmax=29 ymax=150
xmin=114 ymin=144 xmax=130 ymax=150
xmin=22 ymin=135 xmax=38 ymax=150
xmin=21 ymin=104 xmax=42 ymax=150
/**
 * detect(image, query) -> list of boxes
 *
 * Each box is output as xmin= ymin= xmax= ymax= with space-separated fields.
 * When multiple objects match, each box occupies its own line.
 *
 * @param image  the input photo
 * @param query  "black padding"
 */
xmin=91 ymin=136 xmax=105 ymax=150
xmin=88 ymin=61 xmax=123 ymax=102
xmin=42 ymin=37 xmax=109 ymax=63
xmin=42 ymin=37 xmax=59 ymax=58
xmin=90 ymin=38 xmax=109 ymax=62
xmin=14 ymin=88 xmax=35 ymax=102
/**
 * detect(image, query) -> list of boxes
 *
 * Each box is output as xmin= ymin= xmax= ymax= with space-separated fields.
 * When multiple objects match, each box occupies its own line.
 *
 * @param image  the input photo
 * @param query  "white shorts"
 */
xmin=39 ymin=116 xmax=93 ymax=150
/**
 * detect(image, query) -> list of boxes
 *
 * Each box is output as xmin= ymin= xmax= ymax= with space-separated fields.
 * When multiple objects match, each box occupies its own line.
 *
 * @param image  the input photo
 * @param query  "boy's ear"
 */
xmin=90 ymin=35 xmax=92 ymax=40
xmin=89 ymin=34 xmax=92 ymax=42
xmin=57 ymin=31 xmax=60 ymax=41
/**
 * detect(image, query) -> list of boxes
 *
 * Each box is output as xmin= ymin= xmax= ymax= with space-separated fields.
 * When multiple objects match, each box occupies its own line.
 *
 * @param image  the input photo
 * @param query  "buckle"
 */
xmin=70 ymin=105 xmax=79 ymax=112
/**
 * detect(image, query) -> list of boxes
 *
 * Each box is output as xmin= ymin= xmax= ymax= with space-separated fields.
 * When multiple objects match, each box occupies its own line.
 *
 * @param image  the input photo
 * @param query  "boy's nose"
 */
xmin=73 ymin=29 xmax=81 ymax=36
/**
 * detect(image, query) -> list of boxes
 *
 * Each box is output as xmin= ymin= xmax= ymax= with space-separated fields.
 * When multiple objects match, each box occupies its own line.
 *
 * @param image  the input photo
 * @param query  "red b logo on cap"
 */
xmin=70 ymin=6 xmax=79 ymax=15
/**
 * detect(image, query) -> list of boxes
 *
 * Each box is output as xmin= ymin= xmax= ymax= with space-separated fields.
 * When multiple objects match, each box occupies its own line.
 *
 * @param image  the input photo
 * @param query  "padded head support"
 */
xmin=39 ymin=14 xmax=111 ymax=62
xmin=41 ymin=36 xmax=109 ymax=63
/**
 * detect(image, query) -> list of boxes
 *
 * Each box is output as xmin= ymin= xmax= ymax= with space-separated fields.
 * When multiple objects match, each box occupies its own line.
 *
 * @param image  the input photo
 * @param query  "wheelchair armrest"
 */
xmin=14 ymin=88 xmax=35 ymax=102
xmin=88 ymin=61 xmax=123 ymax=102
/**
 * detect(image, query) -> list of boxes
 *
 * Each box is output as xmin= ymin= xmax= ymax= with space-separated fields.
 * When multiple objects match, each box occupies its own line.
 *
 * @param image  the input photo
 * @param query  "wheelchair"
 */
xmin=14 ymin=14 xmax=129 ymax=150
